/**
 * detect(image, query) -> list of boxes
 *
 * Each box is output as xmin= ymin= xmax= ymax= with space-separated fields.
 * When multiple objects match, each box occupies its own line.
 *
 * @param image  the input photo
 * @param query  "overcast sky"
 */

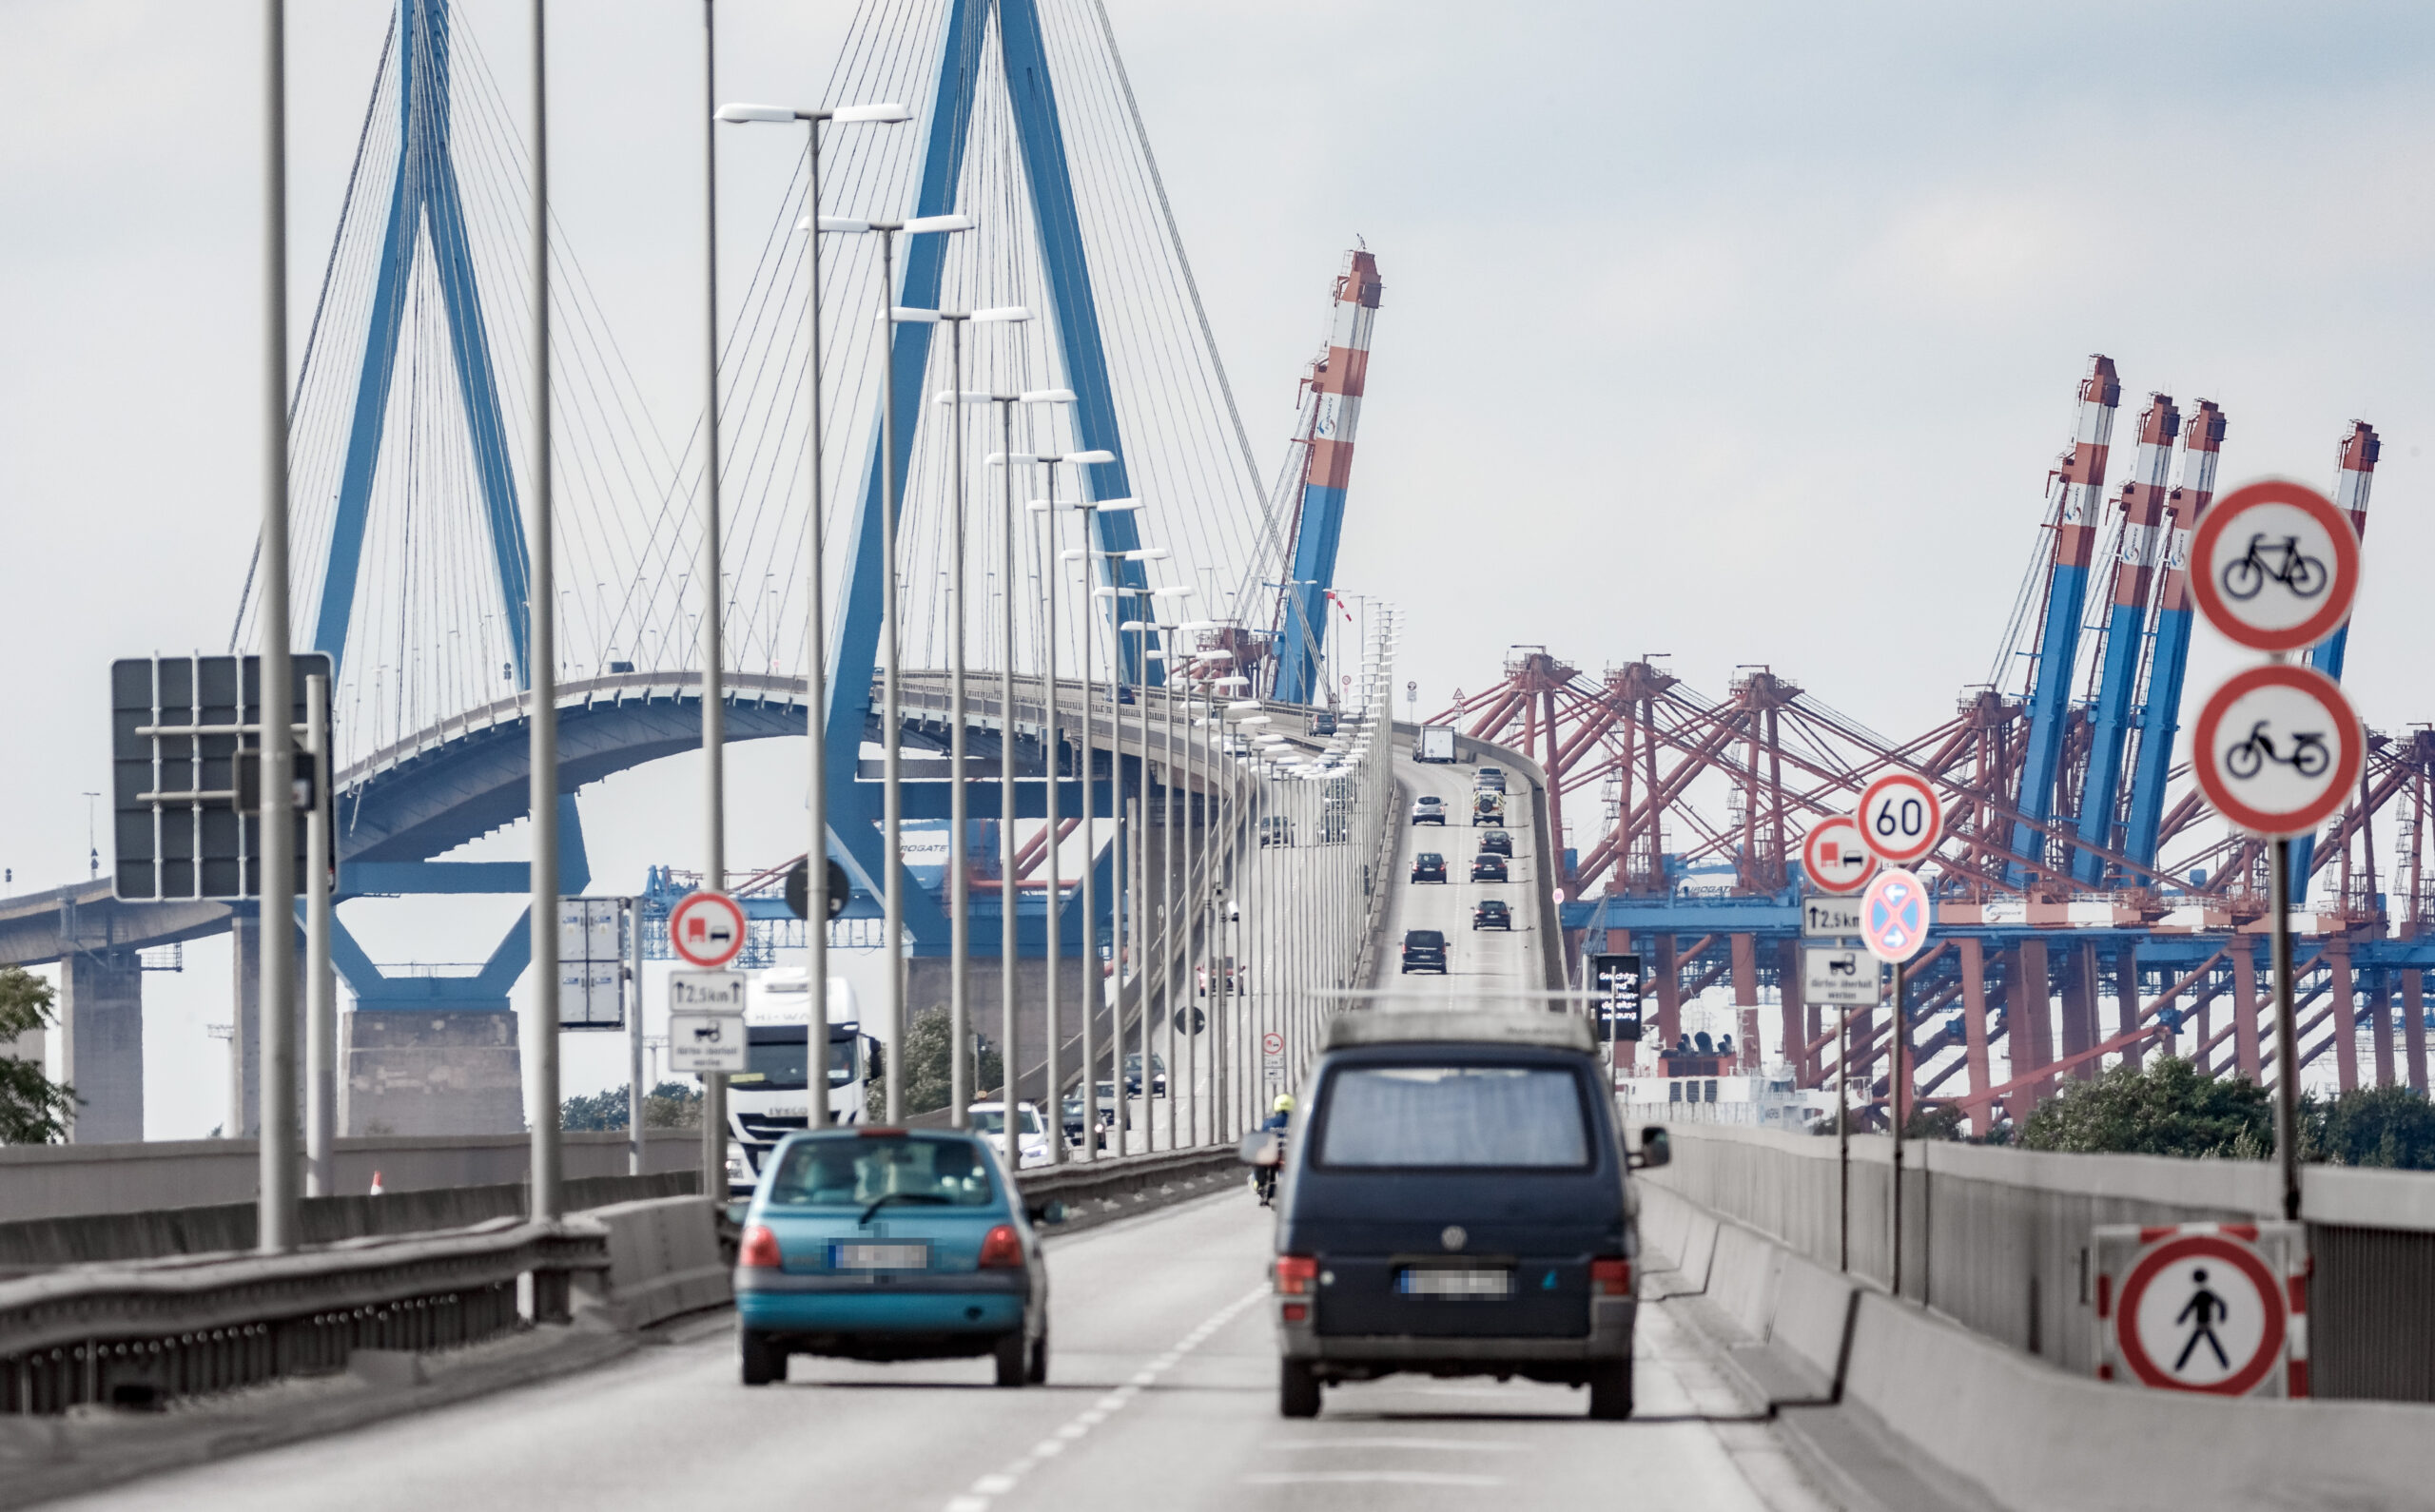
xmin=4 ymin=1 xmax=2429 ymax=1133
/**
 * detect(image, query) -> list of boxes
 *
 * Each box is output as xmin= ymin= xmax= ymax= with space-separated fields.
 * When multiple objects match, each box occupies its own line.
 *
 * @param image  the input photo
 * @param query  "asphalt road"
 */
xmin=63 ymin=1188 xmax=1829 ymax=1512
xmin=1386 ymin=750 xmax=1543 ymax=1004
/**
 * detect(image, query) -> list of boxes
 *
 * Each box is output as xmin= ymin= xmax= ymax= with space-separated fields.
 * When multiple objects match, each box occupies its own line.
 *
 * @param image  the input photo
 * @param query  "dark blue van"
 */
xmin=1256 ymin=1011 xmax=1666 ymax=1419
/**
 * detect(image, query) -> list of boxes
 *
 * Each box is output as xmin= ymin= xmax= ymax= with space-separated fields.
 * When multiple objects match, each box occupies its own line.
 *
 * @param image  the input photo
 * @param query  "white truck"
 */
xmin=1416 ymin=724 xmax=1457 ymax=764
xmin=726 ymin=971 xmax=870 ymax=1193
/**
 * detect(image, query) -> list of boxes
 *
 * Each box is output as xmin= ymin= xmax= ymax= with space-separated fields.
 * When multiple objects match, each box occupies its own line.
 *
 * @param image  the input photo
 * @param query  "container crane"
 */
xmin=1273 ymin=247 xmax=1383 ymax=706
xmin=2072 ymin=394 xmax=2180 ymax=884
xmin=2121 ymin=399 xmax=2227 ymax=871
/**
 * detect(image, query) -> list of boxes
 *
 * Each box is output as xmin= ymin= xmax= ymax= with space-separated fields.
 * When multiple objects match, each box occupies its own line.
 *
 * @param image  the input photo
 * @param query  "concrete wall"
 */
xmin=0 ymin=1127 xmax=702 ymax=1223
xmin=1646 ymin=1123 xmax=2435 ymax=1383
xmin=58 ymin=950 xmax=143 ymax=1143
xmin=342 ymin=1010 xmax=525 ymax=1136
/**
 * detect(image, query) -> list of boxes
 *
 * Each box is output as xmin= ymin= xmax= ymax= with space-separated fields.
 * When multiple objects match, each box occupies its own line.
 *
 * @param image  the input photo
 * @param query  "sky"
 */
xmin=4 ymin=0 xmax=2431 ymax=1134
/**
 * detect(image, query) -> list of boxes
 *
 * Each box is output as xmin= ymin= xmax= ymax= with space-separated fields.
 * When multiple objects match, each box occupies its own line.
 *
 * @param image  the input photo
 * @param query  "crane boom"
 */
xmin=1274 ymin=248 xmax=1384 ymax=705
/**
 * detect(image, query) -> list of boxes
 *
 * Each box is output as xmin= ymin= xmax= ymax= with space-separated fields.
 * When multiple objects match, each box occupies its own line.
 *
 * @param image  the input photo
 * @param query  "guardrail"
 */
xmin=1015 ymin=1145 xmax=1242 ymax=1231
xmin=0 ymin=1219 xmax=607 ymax=1414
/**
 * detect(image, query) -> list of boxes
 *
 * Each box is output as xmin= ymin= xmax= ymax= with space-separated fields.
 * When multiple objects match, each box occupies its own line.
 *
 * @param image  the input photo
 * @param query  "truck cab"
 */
xmin=728 ymin=972 xmax=871 ymax=1193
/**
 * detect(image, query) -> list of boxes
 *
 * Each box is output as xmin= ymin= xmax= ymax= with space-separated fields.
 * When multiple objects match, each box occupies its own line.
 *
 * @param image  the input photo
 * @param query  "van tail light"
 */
xmin=1590 ymin=1257 xmax=1632 ymax=1296
xmin=1275 ymin=1254 xmax=1318 ymax=1296
xmin=739 ymin=1224 xmax=783 ymax=1270
xmin=979 ymin=1224 xmax=1024 ymax=1269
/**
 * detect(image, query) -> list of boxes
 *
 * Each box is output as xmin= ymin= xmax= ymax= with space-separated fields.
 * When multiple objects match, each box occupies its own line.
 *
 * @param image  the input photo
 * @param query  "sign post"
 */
xmin=2187 ymin=479 xmax=2364 ymax=1224
xmin=1861 ymin=865 xmax=1932 ymax=1296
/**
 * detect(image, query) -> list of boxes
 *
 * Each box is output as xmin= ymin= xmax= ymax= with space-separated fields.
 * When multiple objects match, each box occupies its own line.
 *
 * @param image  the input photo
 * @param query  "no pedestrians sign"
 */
xmin=2094 ymin=1222 xmax=2307 ymax=1397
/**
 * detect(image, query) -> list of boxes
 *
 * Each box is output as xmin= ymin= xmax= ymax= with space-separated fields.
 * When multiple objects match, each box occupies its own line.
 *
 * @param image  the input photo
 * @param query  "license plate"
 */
xmin=1398 ymin=1268 xmax=1512 ymax=1298
xmin=830 ymin=1242 xmax=928 ymax=1270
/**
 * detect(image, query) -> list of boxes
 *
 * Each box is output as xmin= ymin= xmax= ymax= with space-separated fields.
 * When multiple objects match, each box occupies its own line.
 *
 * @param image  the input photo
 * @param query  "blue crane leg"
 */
xmin=1274 ymin=481 xmax=1348 ymax=704
xmin=2009 ymin=562 xmax=2092 ymax=882
xmin=2072 ymin=599 xmax=2149 ymax=884
xmin=2123 ymin=604 xmax=2194 ymax=869
xmin=998 ymin=0 xmax=1156 ymax=688
xmin=2286 ymin=626 xmax=2355 ymax=903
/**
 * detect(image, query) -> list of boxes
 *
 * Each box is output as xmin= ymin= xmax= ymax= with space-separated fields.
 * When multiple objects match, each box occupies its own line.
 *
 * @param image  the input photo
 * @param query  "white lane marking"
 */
xmin=944 ymin=1284 xmax=1268 ymax=1511
xmin=1266 ymin=1439 xmax=1525 ymax=1452
xmin=1241 ymin=1472 xmax=1504 ymax=1487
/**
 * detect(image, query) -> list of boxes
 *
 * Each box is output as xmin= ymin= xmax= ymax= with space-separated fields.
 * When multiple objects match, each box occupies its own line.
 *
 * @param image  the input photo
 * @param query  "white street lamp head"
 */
xmin=1122 ymin=548 xmax=1168 ymax=561
xmin=1088 ymin=495 xmax=1139 ymax=511
xmin=988 ymin=453 xmax=1040 ymax=465
xmin=1176 ymin=618 xmax=1219 ymax=630
xmin=1152 ymin=587 xmax=1194 ymax=600
xmin=1059 ymin=547 xmax=1086 ymax=561
xmin=1227 ymin=701 xmax=1262 ymax=714
xmin=906 ymin=213 xmax=975 ymax=235
xmin=1214 ymin=675 xmax=1250 ymax=688
xmin=812 ymin=216 xmax=871 ymax=233
xmin=714 ymin=103 xmax=798 ymax=123
xmin=1021 ymin=388 xmax=1078 ymax=405
xmin=972 ymin=305 xmax=1031 ymax=322
xmin=832 ymin=102 xmax=915 ymax=123
xmin=889 ymin=306 xmax=943 ymax=324
xmin=1091 ymin=586 xmax=1120 ymax=598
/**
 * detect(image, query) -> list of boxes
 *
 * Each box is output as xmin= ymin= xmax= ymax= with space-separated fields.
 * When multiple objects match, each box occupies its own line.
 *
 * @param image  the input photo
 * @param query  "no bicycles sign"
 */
xmin=2188 ymin=479 xmax=2361 ymax=653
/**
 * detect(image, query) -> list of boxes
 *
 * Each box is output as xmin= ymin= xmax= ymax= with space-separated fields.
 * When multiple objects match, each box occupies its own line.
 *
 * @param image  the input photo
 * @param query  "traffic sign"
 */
xmin=1801 ymin=896 xmax=1862 ymax=938
xmin=1800 ymin=815 xmax=1876 ymax=895
xmin=1589 ymin=953 xmax=1645 ymax=1042
xmin=2192 ymin=665 xmax=2364 ymax=839
xmin=556 ymin=897 xmax=629 ymax=1031
xmin=784 ymin=859 xmax=853 ymax=921
xmin=2188 ymin=479 xmax=2361 ymax=653
xmin=667 ymin=970 xmax=748 ymax=1074
xmin=1856 ymin=773 xmax=1943 ymax=867
xmin=668 ymin=890 xmax=748 ymax=970
xmin=1802 ymin=946 xmax=1879 ymax=1006
xmin=2095 ymin=1223 xmax=2304 ymax=1397
xmin=1860 ymin=867 xmax=1930 ymax=964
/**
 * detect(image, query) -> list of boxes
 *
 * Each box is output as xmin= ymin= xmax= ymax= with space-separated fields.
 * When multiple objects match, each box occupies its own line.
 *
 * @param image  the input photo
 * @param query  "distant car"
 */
xmin=1412 ymin=852 xmax=1448 ymax=883
xmin=1412 ymin=796 xmax=1446 ymax=826
xmin=1472 ymin=900 xmax=1511 ymax=931
xmin=1476 ymin=830 xmax=1514 ymax=858
xmin=968 ymin=1101 xmax=1053 ymax=1169
xmin=1198 ymin=959 xmax=1242 ymax=997
xmin=1473 ymin=792 xmax=1506 ymax=827
xmin=1260 ymin=816 xmax=1295 ymax=848
xmin=1123 ymin=1052 xmax=1168 ymax=1096
xmin=1400 ymin=928 xmax=1448 ymax=974
xmin=1309 ymin=710 xmax=1337 ymax=736
xmin=1471 ymin=853 xmax=1509 ymax=882
xmin=1116 ymin=685 xmax=1137 ymax=705
xmin=1476 ymin=767 xmax=1507 ymax=793
xmin=735 ymin=1128 xmax=1057 ymax=1388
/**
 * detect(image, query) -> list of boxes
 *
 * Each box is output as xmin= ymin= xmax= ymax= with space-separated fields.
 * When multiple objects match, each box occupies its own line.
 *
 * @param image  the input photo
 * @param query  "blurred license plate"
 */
xmin=1398 ymin=1268 xmax=1511 ymax=1298
xmin=831 ymin=1243 xmax=928 ymax=1270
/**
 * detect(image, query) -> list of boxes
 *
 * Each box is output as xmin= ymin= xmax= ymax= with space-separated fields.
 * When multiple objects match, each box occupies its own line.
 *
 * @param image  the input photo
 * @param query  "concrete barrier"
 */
xmin=1637 ymin=1182 xmax=1692 ymax=1269
xmin=1840 ymin=1289 xmax=2435 ymax=1512
xmin=1706 ymin=1219 xmax=1784 ymax=1340
xmin=1770 ymin=1251 xmax=1857 ymax=1384
xmin=577 ymin=1195 xmax=729 ymax=1331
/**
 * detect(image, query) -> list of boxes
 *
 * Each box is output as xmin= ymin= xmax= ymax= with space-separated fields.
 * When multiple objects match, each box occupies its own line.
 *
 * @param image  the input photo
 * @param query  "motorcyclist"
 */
xmin=1253 ymin=1095 xmax=1294 ymax=1205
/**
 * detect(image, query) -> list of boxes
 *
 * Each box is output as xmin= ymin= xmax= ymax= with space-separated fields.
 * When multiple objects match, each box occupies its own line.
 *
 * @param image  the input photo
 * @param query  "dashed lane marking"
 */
xmin=941 ymin=1285 xmax=1268 ymax=1512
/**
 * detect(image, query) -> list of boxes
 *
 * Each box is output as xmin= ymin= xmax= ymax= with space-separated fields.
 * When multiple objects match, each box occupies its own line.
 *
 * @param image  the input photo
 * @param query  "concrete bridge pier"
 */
xmin=59 ymin=946 xmax=146 ymax=1142
xmin=341 ymin=1011 xmax=525 ymax=1138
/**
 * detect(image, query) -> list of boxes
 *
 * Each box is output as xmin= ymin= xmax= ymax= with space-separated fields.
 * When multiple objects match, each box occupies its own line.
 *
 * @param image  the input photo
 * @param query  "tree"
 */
xmin=2016 ymin=1056 xmax=2271 ymax=1159
xmin=0 ymin=967 xmax=77 ymax=1144
xmin=868 ymin=1007 xmax=1004 ymax=1118
xmin=559 ymin=1080 xmax=703 ymax=1132
xmin=2308 ymin=1085 xmax=2435 ymax=1171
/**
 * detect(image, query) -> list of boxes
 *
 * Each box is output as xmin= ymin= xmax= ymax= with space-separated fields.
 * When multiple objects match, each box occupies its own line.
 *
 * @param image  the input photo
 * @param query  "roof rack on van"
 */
xmin=1323 ymin=1010 xmax=1595 ymax=1055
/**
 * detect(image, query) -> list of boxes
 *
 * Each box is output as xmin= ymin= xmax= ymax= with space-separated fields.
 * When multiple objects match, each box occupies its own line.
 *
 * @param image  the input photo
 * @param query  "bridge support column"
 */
xmin=2060 ymin=941 xmax=2098 ymax=1082
xmin=1958 ymin=938 xmax=1993 ymax=1135
xmin=2115 ymin=944 xmax=2144 ymax=1070
xmin=2009 ymin=940 xmax=2055 ymax=1120
xmin=2329 ymin=943 xmax=2359 ymax=1092
xmin=2370 ymin=966 xmax=2396 ymax=1089
xmin=230 ymin=915 xmax=302 ymax=1139
xmin=1776 ymin=939 xmax=1804 ymax=1087
xmin=1652 ymin=935 xmax=1681 ymax=1052
xmin=2231 ymin=936 xmax=2262 ymax=1080
xmin=341 ymin=1012 xmax=524 ymax=1137
xmin=2406 ymin=970 xmax=2428 ymax=1095
xmin=60 ymin=948 xmax=144 ymax=1142
xmin=1730 ymin=934 xmax=1760 ymax=1073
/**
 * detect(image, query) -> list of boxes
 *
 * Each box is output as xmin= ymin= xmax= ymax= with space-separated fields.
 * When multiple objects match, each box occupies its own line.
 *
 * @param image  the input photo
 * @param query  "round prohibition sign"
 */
xmin=2192 ymin=665 xmax=2363 ymax=839
xmin=1856 ymin=772 xmax=1944 ymax=867
xmin=1860 ymin=867 xmax=1930 ymax=965
xmin=1801 ymin=815 xmax=1877 ymax=895
xmin=2188 ymin=480 xmax=2360 ymax=653
xmin=2116 ymin=1233 xmax=2286 ymax=1396
xmin=668 ymin=890 xmax=748 ymax=970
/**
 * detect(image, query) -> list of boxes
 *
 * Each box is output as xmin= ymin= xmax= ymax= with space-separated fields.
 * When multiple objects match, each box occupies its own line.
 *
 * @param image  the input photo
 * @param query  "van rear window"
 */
xmin=1315 ymin=1066 xmax=1590 ymax=1169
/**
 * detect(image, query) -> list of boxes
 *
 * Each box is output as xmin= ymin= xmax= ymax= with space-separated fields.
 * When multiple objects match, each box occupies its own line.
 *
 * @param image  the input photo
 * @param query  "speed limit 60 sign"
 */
xmin=1856 ymin=772 xmax=1944 ymax=868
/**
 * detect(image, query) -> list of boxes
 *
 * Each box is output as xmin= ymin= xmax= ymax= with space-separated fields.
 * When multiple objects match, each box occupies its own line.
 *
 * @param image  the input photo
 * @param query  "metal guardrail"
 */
xmin=0 ymin=1219 xmax=606 ymax=1414
xmin=1014 ymin=1146 xmax=1241 ymax=1226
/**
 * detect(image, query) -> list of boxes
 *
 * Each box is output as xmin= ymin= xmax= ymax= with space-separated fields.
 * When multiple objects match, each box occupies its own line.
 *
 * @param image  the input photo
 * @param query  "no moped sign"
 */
xmin=2192 ymin=665 xmax=2363 ymax=839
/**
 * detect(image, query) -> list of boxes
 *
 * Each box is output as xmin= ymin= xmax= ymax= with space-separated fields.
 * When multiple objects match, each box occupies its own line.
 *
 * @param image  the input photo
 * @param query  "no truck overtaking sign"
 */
xmin=1801 ymin=815 xmax=1875 ymax=895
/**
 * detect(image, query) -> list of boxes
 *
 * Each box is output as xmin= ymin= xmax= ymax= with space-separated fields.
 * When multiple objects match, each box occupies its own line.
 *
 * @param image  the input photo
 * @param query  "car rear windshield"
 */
xmin=1406 ymin=931 xmax=1444 ymax=946
xmin=762 ymin=1134 xmax=998 ymax=1208
xmin=1315 ymin=1066 xmax=1591 ymax=1169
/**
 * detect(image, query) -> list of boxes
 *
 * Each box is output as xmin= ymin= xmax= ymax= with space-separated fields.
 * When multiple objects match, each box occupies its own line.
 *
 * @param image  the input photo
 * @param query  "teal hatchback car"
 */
xmin=733 ymin=1128 xmax=1055 ymax=1387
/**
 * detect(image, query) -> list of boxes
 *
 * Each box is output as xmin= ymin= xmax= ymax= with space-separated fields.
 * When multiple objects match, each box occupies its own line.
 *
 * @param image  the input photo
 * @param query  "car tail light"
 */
xmin=1281 ymin=1304 xmax=1309 ymax=1323
xmin=739 ymin=1224 xmax=783 ymax=1270
xmin=1590 ymin=1257 xmax=1632 ymax=1296
xmin=979 ymin=1224 xmax=1024 ymax=1269
xmin=1275 ymin=1254 xmax=1318 ymax=1295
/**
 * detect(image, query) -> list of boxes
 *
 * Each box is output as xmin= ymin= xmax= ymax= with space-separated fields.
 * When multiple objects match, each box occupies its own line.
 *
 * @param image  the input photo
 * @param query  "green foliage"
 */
xmin=2308 ymin=1084 xmax=2435 ymax=1171
xmin=559 ymin=1080 xmax=703 ymax=1132
xmin=872 ymin=1007 xmax=1004 ymax=1117
xmin=1902 ymin=1104 xmax=1967 ymax=1142
xmin=2016 ymin=1056 xmax=2271 ymax=1158
xmin=0 ymin=967 xmax=77 ymax=1144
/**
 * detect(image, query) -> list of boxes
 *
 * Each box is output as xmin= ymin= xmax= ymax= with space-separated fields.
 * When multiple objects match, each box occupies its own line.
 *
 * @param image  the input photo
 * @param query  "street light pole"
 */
xmin=527 ymin=0 xmax=562 ymax=1226
xmin=695 ymin=0 xmax=730 ymax=1202
xmin=257 ymin=0 xmax=299 ymax=1255
xmin=715 ymin=95 xmax=913 ymax=1136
